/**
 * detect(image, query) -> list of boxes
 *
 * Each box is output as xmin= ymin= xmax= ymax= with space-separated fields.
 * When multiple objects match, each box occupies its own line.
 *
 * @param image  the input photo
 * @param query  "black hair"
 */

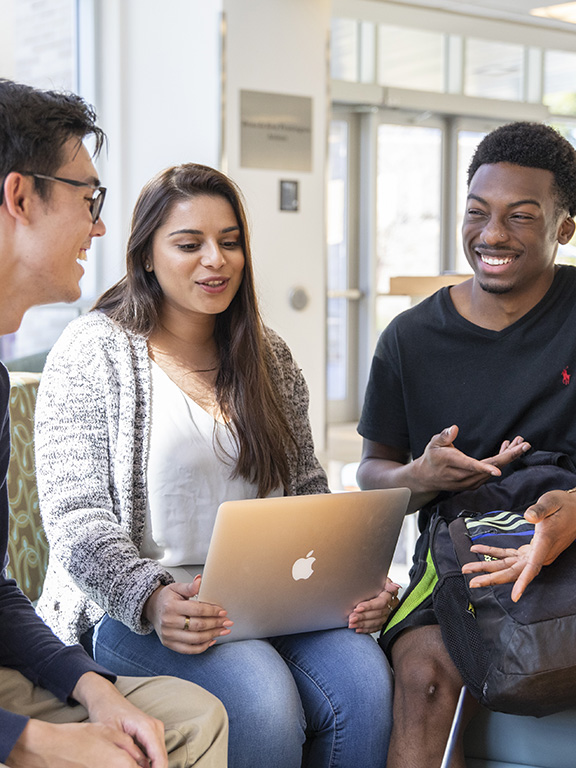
xmin=0 ymin=78 xmax=105 ymax=203
xmin=467 ymin=121 xmax=576 ymax=216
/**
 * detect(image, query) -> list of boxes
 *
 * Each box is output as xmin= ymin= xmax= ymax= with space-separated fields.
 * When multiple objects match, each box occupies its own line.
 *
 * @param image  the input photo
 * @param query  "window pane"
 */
xmin=327 ymin=299 xmax=348 ymax=400
xmin=378 ymin=26 xmax=444 ymax=92
xmin=0 ymin=306 xmax=80 ymax=364
xmin=12 ymin=0 xmax=76 ymax=90
xmin=544 ymin=51 xmax=576 ymax=116
xmin=327 ymin=121 xmax=349 ymax=401
xmin=376 ymin=124 xmax=442 ymax=292
xmin=549 ymin=121 xmax=576 ymax=265
xmin=375 ymin=295 xmax=411 ymax=336
xmin=331 ymin=18 xmax=358 ymax=82
xmin=455 ymin=130 xmax=486 ymax=273
xmin=328 ymin=121 xmax=349 ymax=293
xmin=465 ymin=39 xmax=524 ymax=101
xmin=359 ymin=22 xmax=376 ymax=84
xmin=0 ymin=0 xmax=79 ymax=365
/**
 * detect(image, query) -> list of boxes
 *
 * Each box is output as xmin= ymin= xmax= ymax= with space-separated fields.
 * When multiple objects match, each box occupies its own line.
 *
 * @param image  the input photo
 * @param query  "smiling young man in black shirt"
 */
xmin=358 ymin=121 xmax=576 ymax=768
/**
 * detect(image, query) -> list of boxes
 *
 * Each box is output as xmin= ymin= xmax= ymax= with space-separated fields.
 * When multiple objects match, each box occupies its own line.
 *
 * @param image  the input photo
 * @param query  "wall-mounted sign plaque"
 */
xmin=240 ymin=90 xmax=312 ymax=172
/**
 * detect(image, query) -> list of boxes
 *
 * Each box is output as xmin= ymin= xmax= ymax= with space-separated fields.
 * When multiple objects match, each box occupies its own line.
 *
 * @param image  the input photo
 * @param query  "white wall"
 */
xmin=90 ymin=0 xmax=330 ymax=449
xmin=89 ymin=0 xmax=224 ymax=289
xmin=0 ymin=0 xmax=331 ymax=447
xmin=222 ymin=0 xmax=330 ymax=449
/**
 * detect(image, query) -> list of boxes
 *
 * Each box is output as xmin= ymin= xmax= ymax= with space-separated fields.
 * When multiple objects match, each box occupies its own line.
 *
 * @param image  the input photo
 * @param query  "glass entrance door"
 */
xmin=326 ymin=109 xmax=509 ymax=425
xmin=327 ymin=116 xmax=361 ymax=423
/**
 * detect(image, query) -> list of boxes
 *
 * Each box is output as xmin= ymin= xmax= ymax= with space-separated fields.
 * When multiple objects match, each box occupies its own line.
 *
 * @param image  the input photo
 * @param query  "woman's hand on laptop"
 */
xmin=144 ymin=576 xmax=234 ymax=653
xmin=348 ymin=578 xmax=400 ymax=634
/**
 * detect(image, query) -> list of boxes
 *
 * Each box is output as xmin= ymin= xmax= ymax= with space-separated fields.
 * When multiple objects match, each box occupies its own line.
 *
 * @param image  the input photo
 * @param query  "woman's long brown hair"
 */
xmin=93 ymin=163 xmax=298 ymax=496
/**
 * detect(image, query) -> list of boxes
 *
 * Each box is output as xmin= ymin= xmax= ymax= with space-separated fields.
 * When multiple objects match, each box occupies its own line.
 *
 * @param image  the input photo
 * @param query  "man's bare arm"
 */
xmin=357 ymin=426 xmax=531 ymax=514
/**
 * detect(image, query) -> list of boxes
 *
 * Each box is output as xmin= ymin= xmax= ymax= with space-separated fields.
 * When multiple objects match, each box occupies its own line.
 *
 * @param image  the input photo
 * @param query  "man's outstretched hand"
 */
xmin=462 ymin=488 xmax=576 ymax=601
xmin=411 ymin=426 xmax=530 ymax=494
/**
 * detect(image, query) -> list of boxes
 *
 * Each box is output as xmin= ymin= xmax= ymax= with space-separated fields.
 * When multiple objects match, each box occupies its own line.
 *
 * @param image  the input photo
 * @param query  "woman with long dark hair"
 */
xmin=35 ymin=163 xmax=397 ymax=768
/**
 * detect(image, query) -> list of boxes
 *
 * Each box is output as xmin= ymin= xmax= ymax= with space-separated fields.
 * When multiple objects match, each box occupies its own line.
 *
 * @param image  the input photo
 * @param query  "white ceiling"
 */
xmin=381 ymin=0 xmax=576 ymax=29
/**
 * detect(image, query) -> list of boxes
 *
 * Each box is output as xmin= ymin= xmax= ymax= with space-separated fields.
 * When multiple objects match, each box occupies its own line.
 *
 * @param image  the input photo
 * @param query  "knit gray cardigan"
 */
xmin=35 ymin=311 xmax=329 ymax=645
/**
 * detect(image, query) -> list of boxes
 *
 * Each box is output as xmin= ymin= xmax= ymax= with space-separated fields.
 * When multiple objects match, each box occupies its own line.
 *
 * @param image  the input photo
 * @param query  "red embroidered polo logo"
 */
xmin=562 ymin=367 xmax=571 ymax=386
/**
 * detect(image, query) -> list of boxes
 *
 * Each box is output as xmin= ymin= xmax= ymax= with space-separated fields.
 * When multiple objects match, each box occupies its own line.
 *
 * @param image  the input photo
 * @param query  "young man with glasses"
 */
xmin=0 ymin=79 xmax=227 ymax=768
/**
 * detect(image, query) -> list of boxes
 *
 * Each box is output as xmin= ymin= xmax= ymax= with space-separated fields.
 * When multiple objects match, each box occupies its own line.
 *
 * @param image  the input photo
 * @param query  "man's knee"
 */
xmin=163 ymin=682 xmax=229 ymax=765
xmin=391 ymin=627 xmax=463 ymax=713
xmin=118 ymin=675 xmax=229 ymax=764
xmin=396 ymin=656 xmax=458 ymax=706
xmin=116 ymin=675 xmax=227 ymax=734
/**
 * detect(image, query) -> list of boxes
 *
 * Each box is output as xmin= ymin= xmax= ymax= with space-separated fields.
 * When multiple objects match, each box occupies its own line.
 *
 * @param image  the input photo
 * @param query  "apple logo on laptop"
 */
xmin=292 ymin=550 xmax=316 ymax=581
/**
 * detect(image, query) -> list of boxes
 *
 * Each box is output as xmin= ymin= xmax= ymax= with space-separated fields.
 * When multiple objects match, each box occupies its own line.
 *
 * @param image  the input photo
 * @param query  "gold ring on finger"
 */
xmin=183 ymin=616 xmax=190 ymax=631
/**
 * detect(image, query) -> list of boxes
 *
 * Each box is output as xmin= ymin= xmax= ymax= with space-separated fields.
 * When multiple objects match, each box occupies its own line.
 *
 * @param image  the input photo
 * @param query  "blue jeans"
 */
xmin=93 ymin=615 xmax=393 ymax=768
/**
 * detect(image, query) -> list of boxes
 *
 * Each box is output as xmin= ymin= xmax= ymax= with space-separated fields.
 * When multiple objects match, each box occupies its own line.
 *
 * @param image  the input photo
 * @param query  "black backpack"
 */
xmin=429 ymin=451 xmax=576 ymax=717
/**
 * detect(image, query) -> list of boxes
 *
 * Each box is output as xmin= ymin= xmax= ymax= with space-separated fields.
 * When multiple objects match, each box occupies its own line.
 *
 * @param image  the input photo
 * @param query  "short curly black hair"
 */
xmin=467 ymin=121 xmax=576 ymax=217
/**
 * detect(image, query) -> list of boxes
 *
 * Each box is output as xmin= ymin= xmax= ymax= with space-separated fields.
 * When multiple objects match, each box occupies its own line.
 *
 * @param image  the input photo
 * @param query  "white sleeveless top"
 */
xmin=141 ymin=360 xmax=281 ymax=568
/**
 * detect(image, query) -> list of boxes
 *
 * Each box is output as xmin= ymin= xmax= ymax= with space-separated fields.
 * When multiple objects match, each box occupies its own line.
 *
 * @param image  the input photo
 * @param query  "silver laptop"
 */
xmin=197 ymin=487 xmax=410 ymax=643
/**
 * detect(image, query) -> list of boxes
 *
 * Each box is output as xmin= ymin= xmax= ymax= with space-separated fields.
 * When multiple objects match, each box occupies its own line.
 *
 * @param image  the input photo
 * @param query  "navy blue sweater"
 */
xmin=0 ymin=362 xmax=113 ymax=762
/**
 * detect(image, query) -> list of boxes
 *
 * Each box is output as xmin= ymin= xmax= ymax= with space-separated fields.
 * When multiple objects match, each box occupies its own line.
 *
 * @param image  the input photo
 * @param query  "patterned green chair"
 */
xmin=6 ymin=372 xmax=48 ymax=603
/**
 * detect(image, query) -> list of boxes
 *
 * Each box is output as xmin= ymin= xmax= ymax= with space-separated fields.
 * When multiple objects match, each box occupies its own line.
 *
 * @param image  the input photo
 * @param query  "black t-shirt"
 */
xmin=358 ymin=265 xmax=576 ymax=468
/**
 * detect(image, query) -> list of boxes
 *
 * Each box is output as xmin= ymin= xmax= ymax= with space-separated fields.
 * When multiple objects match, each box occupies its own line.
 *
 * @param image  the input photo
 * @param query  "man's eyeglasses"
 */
xmin=10 ymin=172 xmax=106 ymax=223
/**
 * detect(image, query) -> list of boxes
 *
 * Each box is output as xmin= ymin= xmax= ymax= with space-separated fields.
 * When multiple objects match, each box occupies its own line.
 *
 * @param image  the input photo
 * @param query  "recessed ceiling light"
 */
xmin=531 ymin=2 xmax=576 ymax=23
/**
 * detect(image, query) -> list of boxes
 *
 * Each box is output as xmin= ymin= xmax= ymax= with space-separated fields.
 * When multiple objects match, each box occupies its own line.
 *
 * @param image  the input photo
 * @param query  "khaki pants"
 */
xmin=0 ymin=667 xmax=228 ymax=767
